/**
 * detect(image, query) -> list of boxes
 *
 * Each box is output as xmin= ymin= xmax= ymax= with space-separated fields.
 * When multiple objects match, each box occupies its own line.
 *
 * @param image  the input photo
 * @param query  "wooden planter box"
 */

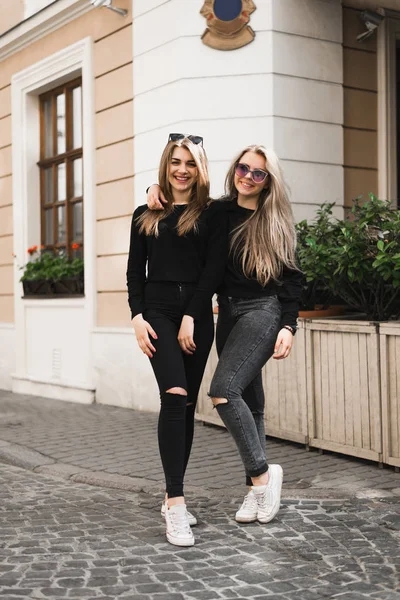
xmin=196 ymin=319 xmax=308 ymax=444
xmin=305 ymin=319 xmax=382 ymax=462
xmin=22 ymin=276 xmax=84 ymax=297
xmin=380 ymin=322 xmax=400 ymax=468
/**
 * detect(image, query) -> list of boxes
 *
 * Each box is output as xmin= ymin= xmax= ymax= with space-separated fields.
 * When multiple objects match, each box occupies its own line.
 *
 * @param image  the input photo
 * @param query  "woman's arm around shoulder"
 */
xmin=146 ymin=184 xmax=166 ymax=210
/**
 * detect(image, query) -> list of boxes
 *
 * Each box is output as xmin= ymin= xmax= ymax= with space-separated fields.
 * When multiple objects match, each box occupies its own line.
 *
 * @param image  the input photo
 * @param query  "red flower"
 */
xmin=72 ymin=243 xmax=80 ymax=250
xmin=27 ymin=245 xmax=38 ymax=255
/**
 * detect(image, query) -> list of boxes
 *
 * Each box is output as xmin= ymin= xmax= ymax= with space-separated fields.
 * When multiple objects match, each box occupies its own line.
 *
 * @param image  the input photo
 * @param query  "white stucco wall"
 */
xmin=133 ymin=0 xmax=344 ymax=221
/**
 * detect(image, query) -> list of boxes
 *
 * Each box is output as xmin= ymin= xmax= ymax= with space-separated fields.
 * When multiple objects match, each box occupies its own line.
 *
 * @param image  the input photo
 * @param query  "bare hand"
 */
xmin=132 ymin=314 xmax=158 ymax=358
xmin=273 ymin=328 xmax=293 ymax=360
xmin=178 ymin=315 xmax=196 ymax=355
xmin=147 ymin=184 xmax=167 ymax=210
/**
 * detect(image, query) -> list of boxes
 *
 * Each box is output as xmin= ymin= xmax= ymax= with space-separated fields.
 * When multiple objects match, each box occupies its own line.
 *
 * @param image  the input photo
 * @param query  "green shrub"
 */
xmin=296 ymin=195 xmax=400 ymax=321
xmin=296 ymin=203 xmax=340 ymax=310
xmin=20 ymin=246 xmax=84 ymax=282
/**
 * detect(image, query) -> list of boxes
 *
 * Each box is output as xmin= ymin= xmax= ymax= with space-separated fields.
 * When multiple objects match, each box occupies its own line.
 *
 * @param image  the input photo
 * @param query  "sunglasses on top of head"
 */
xmin=168 ymin=133 xmax=204 ymax=146
xmin=235 ymin=162 xmax=269 ymax=184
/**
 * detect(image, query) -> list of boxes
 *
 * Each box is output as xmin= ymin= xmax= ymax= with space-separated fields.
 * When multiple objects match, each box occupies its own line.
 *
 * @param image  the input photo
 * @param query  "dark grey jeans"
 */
xmin=209 ymin=295 xmax=282 ymax=481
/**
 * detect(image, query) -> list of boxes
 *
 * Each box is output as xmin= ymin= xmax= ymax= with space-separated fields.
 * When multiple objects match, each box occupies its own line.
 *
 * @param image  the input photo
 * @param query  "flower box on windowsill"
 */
xmin=22 ymin=276 xmax=84 ymax=298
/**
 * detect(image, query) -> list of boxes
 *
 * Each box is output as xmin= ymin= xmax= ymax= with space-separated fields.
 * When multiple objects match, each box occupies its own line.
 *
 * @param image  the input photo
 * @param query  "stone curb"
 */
xmin=0 ymin=440 xmax=55 ymax=470
xmin=0 ymin=438 xmax=386 ymax=503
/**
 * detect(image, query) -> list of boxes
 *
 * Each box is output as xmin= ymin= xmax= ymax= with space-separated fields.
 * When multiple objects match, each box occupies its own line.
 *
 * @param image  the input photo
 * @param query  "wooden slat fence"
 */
xmin=305 ymin=319 xmax=382 ymax=462
xmin=380 ymin=322 xmax=400 ymax=468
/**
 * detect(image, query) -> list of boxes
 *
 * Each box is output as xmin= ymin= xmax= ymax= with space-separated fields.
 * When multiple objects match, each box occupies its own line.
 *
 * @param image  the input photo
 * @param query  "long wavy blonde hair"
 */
xmin=226 ymin=145 xmax=298 ymax=286
xmin=137 ymin=138 xmax=210 ymax=236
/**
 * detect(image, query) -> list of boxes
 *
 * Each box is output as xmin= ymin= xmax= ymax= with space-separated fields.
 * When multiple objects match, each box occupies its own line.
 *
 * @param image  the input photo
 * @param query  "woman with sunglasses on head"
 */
xmin=147 ymin=145 xmax=302 ymax=526
xmin=127 ymin=134 xmax=227 ymax=547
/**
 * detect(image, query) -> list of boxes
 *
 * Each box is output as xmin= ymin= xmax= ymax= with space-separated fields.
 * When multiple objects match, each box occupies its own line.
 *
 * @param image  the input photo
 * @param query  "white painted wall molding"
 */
xmin=11 ymin=37 xmax=91 ymax=91
xmin=12 ymin=376 xmax=95 ymax=404
xmin=11 ymin=37 xmax=96 ymax=400
xmin=24 ymin=0 xmax=56 ymax=20
xmin=0 ymin=0 xmax=92 ymax=61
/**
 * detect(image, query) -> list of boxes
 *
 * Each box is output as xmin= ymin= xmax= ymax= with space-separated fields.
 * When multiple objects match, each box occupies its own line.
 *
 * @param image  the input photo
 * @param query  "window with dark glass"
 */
xmin=38 ymin=78 xmax=83 ymax=257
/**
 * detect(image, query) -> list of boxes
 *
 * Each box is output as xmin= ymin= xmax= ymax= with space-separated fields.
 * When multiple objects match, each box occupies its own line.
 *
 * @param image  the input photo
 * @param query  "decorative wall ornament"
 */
xmin=200 ymin=0 xmax=256 ymax=51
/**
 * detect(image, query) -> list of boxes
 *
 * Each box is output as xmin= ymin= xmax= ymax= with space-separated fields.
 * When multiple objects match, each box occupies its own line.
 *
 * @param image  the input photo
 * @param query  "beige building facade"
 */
xmin=0 ymin=0 xmax=399 ymax=410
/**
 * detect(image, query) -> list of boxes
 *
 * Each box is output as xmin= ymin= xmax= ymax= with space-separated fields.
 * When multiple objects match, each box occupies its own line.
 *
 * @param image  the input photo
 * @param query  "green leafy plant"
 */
xmin=20 ymin=245 xmax=84 ymax=282
xmin=296 ymin=204 xmax=341 ymax=310
xmin=330 ymin=195 xmax=400 ymax=321
xmin=296 ymin=195 xmax=400 ymax=321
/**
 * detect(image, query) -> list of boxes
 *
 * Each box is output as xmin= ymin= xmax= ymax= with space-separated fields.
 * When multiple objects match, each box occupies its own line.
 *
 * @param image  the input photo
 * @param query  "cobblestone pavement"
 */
xmin=0 ymin=391 xmax=399 ymax=497
xmin=1 ymin=464 xmax=400 ymax=600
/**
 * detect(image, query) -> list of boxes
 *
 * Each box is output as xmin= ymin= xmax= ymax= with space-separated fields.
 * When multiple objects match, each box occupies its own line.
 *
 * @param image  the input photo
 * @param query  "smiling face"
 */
xmin=168 ymin=146 xmax=198 ymax=194
xmin=234 ymin=151 xmax=269 ymax=201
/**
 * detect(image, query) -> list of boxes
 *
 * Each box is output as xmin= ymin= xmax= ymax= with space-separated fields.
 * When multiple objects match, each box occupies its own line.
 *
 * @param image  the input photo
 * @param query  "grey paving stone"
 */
xmin=173 ymin=580 xmax=207 ymax=592
xmin=39 ymin=588 xmax=68 ymax=597
xmin=53 ymin=577 xmax=86 ymax=587
xmin=232 ymin=586 xmax=268 ymax=597
xmin=187 ymin=592 xmax=223 ymax=600
xmin=134 ymin=583 xmax=169 ymax=593
xmin=155 ymin=571 xmax=189 ymax=582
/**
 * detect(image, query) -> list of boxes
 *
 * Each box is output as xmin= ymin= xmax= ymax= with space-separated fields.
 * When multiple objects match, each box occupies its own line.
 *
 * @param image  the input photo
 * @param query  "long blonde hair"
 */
xmin=137 ymin=138 xmax=210 ymax=236
xmin=226 ymin=145 xmax=298 ymax=286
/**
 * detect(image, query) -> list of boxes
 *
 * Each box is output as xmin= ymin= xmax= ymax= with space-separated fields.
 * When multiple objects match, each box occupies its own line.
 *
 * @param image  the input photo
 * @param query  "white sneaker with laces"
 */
xmin=161 ymin=500 xmax=197 ymax=526
xmin=164 ymin=504 xmax=194 ymax=547
xmin=235 ymin=489 xmax=258 ymax=523
xmin=252 ymin=464 xmax=283 ymax=524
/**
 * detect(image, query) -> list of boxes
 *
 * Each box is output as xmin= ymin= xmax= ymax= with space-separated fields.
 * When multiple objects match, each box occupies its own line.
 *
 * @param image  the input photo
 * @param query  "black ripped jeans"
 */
xmin=143 ymin=282 xmax=214 ymax=498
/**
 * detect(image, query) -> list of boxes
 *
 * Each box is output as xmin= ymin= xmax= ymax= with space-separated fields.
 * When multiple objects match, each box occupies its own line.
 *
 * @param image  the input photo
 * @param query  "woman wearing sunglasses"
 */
xmin=147 ymin=144 xmax=302 ymax=526
xmin=127 ymin=134 xmax=227 ymax=547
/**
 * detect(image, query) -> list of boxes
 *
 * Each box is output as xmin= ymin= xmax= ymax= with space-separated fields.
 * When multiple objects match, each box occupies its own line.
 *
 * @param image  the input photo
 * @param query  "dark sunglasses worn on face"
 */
xmin=235 ymin=162 xmax=268 ymax=184
xmin=168 ymin=133 xmax=204 ymax=146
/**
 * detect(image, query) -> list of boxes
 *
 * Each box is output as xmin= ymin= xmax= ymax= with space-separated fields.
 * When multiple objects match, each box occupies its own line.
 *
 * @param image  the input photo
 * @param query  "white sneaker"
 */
xmin=161 ymin=500 xmax=197 ymax=526
xmin=235 ymin=489 xmax=258 ymax=523
xmin=252 ymin=464 xmax=283 ymax=524
xmin=164 ymin=504 xmax=194 ymax=547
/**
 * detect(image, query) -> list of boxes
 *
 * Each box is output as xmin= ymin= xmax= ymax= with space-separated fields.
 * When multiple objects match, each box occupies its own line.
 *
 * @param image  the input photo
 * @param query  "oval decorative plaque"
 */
xmin=200 ymin=0 xmax=256 ymax=51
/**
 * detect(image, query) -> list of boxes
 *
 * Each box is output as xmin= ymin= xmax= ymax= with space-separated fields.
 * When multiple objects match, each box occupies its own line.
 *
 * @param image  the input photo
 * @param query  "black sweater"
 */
xmin=126 ymin=202 xmax=228 ymax=320
xmin=216 ymin=198 xmax=303 ymax=330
